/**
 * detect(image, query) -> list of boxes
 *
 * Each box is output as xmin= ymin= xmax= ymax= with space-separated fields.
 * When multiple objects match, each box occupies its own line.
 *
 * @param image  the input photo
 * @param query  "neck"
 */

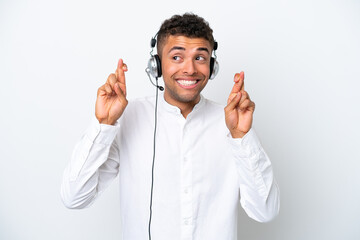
xmin=163 ymin=94 xmax=200 ymax=119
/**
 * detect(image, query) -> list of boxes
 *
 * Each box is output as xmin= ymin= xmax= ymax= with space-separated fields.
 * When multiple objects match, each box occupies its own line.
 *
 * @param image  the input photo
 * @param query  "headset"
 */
xmin=145 ymin=33 xmax=219 ymax=240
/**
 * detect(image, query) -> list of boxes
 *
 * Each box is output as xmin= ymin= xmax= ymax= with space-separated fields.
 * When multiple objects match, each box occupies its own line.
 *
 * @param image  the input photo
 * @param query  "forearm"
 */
xmin=229 ymin=128 xmax=280 ymax=222
xmin=61 ymin=119 xmax=120 ymax=209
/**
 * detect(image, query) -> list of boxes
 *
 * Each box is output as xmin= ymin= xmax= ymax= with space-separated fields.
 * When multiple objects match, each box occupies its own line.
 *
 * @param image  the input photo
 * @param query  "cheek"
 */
xmin=198 ymin=64 xmax=210 ymax=77
xmin=162 ymin=61 xmax=178 ymax=77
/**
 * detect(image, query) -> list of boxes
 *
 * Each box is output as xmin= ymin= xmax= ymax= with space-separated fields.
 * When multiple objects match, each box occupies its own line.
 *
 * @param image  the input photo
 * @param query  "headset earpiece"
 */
xmin=209 ymin=57 xmax=219 ymax=80
xmin=147 ymin=54 xmax=162 ymax=78
xmin=209 ymin=41 xmax=219 ymax=80
xmin=210 ymin=57 xmax=215 ymax=78
xmin=147 ymin=38 xmax=162 ymax=78
xmin=154 ymin=54 xmax=162 ymax=78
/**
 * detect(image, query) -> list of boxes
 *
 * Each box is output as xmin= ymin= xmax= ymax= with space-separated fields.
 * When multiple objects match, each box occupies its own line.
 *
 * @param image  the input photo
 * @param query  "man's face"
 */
xmin=160 ymin=35 xmax=212 ymax=108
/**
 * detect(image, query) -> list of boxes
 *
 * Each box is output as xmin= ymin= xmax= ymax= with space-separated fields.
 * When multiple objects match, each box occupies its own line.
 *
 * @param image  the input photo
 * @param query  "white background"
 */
xmin=1 ymin=0 xmax=359 ymax=239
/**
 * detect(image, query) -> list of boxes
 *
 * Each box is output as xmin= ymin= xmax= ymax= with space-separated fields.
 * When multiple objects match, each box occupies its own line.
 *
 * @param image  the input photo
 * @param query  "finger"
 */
xmin=97 ymin=83 xmax=113 ymax=97
xmin=230 ymin=71 xmax=244 ymax=94
xmin=115 ymin=62 xmax=128 ymax=78
xmin=97 ymin=84 xmax=106 ymax=97
xmin=238 ymin=91 xmax=254 ymax=112
xmin=117 ymin=58 xmax=128 ymax=70
xmin=107 ymin=73 xmax=117 ymax=88
xmin=234 ymin=72 xmax=244 ymax=83
xmin=116 ymin=58 xmax=127 ymax=96
xmin=225 ymin=92 xmax=241 ymax=113
xmin=239 ymin=71 xmax=245 ymax=91
xmin=114 ymin=82 xmax=127 ymax=102
xmin=227 ymin=93 xmax=237 ymax=105
xmin=239 ymin=99 xmax=255 ymax=112
xmin=229 ymin=80 xmax=241 ymax=94
xmin=239 ymin=90 xmax=250 ymax=105
xmin=104 ymin=83 xmax=113 ymax=95
xmin=116 ymin=59 xmax=128 ymax=78
xmin=228 ymin=89 xmax=249 ymax=106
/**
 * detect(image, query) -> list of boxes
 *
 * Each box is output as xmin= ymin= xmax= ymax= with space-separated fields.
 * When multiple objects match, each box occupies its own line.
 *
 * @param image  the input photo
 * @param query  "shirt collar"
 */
xmin=159 ymin=92 xmax=205 ymax=116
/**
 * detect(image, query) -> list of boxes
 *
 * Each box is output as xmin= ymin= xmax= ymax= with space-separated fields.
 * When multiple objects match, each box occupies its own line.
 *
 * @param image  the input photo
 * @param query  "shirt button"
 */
xmin=184 ymin=189 xmax=189 ymax=194
xmin=184 ymin=220 xmax=189 ymax=225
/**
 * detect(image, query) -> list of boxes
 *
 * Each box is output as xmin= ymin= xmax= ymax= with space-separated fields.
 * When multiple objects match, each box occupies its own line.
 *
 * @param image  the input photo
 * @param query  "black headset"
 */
xmin=146 ymin=36 xmax=219 ymax=81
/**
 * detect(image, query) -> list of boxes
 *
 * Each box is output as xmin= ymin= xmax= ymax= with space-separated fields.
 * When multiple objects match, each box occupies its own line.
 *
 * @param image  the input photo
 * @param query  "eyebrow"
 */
xmin=168 ymin=46 xmax=210 ymax=54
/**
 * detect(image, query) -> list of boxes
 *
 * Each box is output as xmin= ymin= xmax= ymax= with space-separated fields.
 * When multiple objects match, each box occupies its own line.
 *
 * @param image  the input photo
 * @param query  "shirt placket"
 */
xmin=179 ymin=118 xmax=193 ymax=240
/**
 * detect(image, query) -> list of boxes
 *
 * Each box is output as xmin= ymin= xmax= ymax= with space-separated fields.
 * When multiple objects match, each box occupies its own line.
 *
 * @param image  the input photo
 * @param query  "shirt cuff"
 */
xmin=86 ymin=117 xmax=120 ymax=145
xmin=227 ymin=128 xmax=263 ymax=158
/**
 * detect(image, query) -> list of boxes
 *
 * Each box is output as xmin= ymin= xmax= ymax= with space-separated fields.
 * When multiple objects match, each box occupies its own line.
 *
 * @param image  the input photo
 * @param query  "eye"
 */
xmin=173 ymin=56 xmax=181 ymax=61
xmin=196 ymin=56 xmax=206 ymax=61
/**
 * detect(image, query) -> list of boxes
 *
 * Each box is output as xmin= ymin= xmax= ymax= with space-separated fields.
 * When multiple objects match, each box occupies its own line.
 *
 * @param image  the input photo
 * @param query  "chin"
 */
xmin=174 ymin=93 xmax=200 ymax=103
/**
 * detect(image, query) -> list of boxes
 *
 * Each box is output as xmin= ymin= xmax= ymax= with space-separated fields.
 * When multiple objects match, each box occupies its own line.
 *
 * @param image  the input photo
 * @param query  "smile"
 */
xmin=177 ymin=80 xmax=197 ymax=87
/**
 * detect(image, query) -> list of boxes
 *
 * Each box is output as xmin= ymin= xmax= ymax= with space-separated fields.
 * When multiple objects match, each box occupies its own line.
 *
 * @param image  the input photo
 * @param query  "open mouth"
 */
xmin=176 ymin=79 xmax=198 ymax=87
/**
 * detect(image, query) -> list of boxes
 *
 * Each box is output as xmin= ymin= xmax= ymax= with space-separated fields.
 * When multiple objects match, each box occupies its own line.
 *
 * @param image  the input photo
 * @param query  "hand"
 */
xmin=224 ymin=72 xmax=255 ymax=138
xmin=95 ymin=59 xmax=128 ymax=125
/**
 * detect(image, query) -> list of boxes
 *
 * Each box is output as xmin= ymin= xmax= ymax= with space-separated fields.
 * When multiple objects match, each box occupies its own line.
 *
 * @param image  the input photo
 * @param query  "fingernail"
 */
xmin=234 ymin=74 xmax=240 ymax=81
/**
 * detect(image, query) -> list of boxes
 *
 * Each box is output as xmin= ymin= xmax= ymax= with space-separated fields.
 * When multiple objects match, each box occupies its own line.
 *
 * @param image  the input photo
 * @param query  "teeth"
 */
xmin=177 ymin=80 xmax=197 ymax=86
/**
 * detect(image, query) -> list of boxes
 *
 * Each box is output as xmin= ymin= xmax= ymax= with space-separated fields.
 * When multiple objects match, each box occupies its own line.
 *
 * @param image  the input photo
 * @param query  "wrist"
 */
xmin=96 ymin=116 xmax=117 ymax=126
xmin=230 ymin=130 xmax=247 ymax=138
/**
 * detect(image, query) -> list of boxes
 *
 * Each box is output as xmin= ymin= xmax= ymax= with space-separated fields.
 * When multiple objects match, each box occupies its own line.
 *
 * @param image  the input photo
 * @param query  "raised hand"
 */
xmin=224 ymin=72 xmax=255 ymax=138
xmin=95 ymin=59 xmax=128 ymax=125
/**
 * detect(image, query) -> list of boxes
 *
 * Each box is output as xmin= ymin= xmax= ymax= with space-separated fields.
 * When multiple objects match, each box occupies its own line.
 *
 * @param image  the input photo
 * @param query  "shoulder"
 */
xmin=196 ymin=96 xmax=226 ymax=123
xmin=125 ymin=95 xmax=155 ymax=112
xmin=202 ymin=97 xmax=225 ymax=114
xmin=128 ymin=95 xmax=155 ymax=107
xmin=196 ymin=97 xmax=229 ymax=136
xmin=120 ymin=95 xmax=155 ymax=123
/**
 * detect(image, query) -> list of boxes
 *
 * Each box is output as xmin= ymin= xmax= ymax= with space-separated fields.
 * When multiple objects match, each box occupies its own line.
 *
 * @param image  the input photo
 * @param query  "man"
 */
xmin=61 ymin=13 xmax=280 ymax=240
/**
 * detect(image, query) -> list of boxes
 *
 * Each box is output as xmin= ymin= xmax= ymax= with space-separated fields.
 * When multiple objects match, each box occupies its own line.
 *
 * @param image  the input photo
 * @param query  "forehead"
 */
xmin=162 ymin=35 xmax=211 ymax=52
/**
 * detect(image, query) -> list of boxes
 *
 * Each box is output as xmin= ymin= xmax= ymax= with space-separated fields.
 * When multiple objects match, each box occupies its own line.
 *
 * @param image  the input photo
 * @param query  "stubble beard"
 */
xmin=164 ymin=82 xmax=202 ymax=106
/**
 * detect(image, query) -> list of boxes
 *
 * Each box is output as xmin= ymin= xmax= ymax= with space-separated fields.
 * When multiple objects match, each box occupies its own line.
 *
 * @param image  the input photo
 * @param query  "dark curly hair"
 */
xmin=156 ymin=13 xmax=215 ymax=56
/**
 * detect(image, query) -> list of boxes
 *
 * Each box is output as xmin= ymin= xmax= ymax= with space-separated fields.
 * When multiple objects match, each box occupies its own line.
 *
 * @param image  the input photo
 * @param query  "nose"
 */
xmin=182 ymin=59 xmax=197 ymax=75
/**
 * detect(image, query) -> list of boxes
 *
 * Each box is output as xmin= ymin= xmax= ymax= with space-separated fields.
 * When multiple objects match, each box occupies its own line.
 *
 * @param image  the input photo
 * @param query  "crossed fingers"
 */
xmin=226 ymin=71 xmax=255 ymax=112
xmin=104 ymin=59 xmax=128 ymax=98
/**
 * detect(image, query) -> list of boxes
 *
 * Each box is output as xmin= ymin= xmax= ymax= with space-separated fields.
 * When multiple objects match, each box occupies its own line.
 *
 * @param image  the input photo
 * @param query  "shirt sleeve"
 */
xmin=60 ymin=117 xmax=121 ymax=209
xmin=227 ymin=128 xmax=280 ymax=222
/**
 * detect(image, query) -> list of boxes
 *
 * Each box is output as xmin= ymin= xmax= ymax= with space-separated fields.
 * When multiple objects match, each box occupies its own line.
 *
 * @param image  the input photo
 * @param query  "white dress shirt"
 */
xmin=61 ymin=93 xmax=280 ymax=240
